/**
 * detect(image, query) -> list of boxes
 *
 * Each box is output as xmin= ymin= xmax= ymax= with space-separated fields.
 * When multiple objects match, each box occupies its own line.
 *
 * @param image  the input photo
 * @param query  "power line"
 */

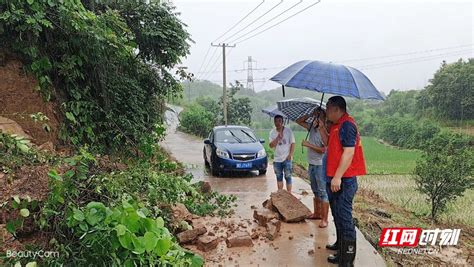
xmin=234 ymin=0 xmax=322 ymax=44
xmin=195 ymin=44 xmax=474 ymax=75
xmin=197 ymin=47 xmax=220 ymax=80
xmin=195 ymin=45 xmax=212 ymax=79
xmin=197 ymin=1 xmax=266 ymax=80
xmin=221 ymin=0 xmax=284 ymax=43
xmin=228 ymin=0 xmax=306 ymax=44
xmin=201 ymin=47 xmax=235 ymax=81
xmin=213 ymin=0 xmax=266 ymax=43
xmin=358 ymin=49 xmax=473 ymax=70
xmin=338 ymin=44 xmax=474 ymax=63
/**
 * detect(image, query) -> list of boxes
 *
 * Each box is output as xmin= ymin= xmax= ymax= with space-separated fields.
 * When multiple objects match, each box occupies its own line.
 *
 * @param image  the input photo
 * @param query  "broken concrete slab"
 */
xmin=226 ymin=231 xmax=253 ymax=248
xmin=177 ymin=225 xmax=207 ymax=244
xmin=197 ymin=235 xmax=219 ymax=252
xmin=253 ymin=208 xmax=277 ymax=227
xmin=266 ymin=219 xmax=281 ymax=240
xmin=270 ymin=190 xmax=312 ymax=223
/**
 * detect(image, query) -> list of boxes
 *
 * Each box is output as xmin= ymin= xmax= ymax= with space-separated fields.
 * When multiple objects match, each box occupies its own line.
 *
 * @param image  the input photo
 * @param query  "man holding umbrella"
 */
xmin=325 ymin=96 xmax=366 ymax=267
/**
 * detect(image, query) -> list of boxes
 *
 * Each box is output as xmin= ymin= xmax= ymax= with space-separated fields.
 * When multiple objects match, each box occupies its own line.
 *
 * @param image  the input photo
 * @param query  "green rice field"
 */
xmin=255 ymin=130 xmax=422 ymax=175
xmin=255 ymin=130 xmax=473 ymax=226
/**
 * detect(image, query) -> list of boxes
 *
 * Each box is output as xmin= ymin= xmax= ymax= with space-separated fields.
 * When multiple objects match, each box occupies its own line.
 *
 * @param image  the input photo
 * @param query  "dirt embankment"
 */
xmin=0 ymin=53 xmax=60 ymax=146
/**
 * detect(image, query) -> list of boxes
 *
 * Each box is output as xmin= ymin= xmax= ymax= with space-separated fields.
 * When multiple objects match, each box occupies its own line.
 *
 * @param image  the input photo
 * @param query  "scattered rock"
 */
xmin=265 ymin=219 xmax=281 ymax=240
xmin=0 ymin=116 xmax=32 ymax=140
xmin=369 ymin=208 xmax=392 ymax=219
xmin=177 ymin=225 xmax=207 ymax=244
xmin=250 ymin=205 xmax=257 ymax=209
xmin=171 ymin=203 xmax=193 ymax=223
xmin=270 ymin=190 xmax=312 ymax=222
xmin=200 ymin=181 xmax=212 ymax=193
xmin=251 ymin=232 xmax=259 ymax=239
xmin=197 ymin=235 xmax=219 ymax=252
xmin=253 ymin=208 xmax=277 ymax=227
xmin=308 ymin=249 xmax=315 ymax=255
xmin=38 ymin=141 xmax=54 ymax=152
xmin=226 ymin=231 xmax=253 ymax=248
xmin=301 ymin=190 xmax=309 ymax=196
xmin=208 ymin=231 xmax=216 ymax=236
xmin=262 ymin=198 xmax=277 ymax=212
xmin=289 ymin=236 xmax=294 ymax=240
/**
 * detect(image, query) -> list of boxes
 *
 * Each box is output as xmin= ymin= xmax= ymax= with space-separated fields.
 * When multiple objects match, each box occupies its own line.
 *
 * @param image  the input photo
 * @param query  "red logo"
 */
xmin=379 ymin=228 xmax=422 ymax=247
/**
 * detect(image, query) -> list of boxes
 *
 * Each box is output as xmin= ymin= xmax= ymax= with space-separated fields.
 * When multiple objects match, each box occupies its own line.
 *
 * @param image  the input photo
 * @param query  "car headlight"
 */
xmin=257 ymin=149 xmax=266 ymax=158
xmin=216 ymin=148 xmax=230 ymax=159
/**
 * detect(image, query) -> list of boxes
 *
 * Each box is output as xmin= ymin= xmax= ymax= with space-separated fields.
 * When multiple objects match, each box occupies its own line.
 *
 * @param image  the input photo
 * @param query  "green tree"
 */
xmin=420 ymin=59 xmax=474 ymax=120
xmin=0 ymin=0 xmax=191 ymax=151
xmin=220 ymin=82 xmax=253 ymax=126
xmin=179 ymin=104 xmax=215 ymax=137
xmin=414 ymin=138 xmax=474 ymax=221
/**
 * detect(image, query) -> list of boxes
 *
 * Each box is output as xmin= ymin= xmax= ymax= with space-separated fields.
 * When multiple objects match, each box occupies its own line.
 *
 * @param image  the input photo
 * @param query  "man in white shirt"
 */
xmin=269 ymin=115 xmax=296 ymax=192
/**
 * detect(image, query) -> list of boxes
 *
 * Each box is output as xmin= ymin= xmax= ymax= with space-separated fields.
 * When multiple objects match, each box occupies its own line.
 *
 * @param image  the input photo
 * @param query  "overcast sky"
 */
xmin=174 ymin=0 xmax=473 ymax=93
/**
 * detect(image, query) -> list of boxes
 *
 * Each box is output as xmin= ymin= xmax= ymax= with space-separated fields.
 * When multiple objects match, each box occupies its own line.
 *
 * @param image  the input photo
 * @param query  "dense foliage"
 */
xmin=0 ymin=0 xmax=191 ymax=152
xmin=419 ymin=59 xmax=474 ymax=121
xmin=179 ymin=82 xmax=253 ymax=137
xmin=0 ymin=133 xmax=235 ymax=266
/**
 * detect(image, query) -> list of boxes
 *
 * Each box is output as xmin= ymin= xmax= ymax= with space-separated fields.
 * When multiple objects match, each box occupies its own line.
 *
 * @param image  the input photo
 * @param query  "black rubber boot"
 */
xmin=339 ymin=239 xmax=356 ymax=267
xmin=327 ymin=229 xmax=340 ymax=263
xmin=326 ymin=228 xmax=340 ymax=251
xmin=327 ymin=253 xmax=339 ymax=264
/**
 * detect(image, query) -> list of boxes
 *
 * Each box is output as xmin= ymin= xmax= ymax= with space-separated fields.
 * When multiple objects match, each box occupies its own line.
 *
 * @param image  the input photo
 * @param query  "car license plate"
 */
xmin=236 ymin=162 xmax=252 ymax=168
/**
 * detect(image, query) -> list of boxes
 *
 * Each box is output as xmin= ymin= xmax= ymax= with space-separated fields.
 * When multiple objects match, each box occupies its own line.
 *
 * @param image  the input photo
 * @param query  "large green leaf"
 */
xmin=73 ymin=208 xmax=85 ymax=221
xmin=122 ymin=212 xmax=140 ymax=233
xmin=115 ymin=224 xmax=127 ymax=236
xmin=154 ymin=238 xmax=171 ymax=256
xmin=131 ymin=234 xmax=145 ymax=254
xmin=118 ymin=232 xmax=133 ymax=250
xmin=191 ymin=255 xmax=204 ymax=267
xmin=85 ymin=202 xmax=106 ymax=226
xmin=143 ymin=232 xmax=158 ymax=253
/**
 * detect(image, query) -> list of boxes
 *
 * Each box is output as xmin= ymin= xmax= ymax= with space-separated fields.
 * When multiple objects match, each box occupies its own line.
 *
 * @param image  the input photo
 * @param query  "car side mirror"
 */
xmin=259 ymin=138 xmax=265 ymax=144
xmin=204 ymin=139 xmax=211 ymax=145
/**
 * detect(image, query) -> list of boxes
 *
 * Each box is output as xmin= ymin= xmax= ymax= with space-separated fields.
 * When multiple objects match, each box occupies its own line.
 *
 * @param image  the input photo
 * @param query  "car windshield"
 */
xmin=214 ymin=129 xmax=257 ymax=143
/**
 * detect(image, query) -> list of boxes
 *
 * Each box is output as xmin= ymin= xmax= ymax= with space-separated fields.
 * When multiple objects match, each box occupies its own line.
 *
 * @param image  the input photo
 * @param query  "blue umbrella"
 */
xmin=270 ymin=60 xmax=384 ymax=143
xmin=270 ymin=60 xmax=385 ymax=100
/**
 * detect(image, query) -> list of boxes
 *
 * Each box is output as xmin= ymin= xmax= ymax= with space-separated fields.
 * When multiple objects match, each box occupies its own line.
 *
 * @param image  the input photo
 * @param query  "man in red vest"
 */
xmin=324 ymin=96 xmax=366 ymax=267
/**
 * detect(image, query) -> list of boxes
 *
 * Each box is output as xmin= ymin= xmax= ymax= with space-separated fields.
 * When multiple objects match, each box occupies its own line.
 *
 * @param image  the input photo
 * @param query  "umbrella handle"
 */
xmin=303 ymin=93 xmax=325 ymax=153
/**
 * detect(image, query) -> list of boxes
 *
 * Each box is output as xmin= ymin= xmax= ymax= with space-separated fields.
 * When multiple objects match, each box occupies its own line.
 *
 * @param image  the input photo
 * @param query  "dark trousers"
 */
xmin=326 ymin=177 xmax=358 ymax=240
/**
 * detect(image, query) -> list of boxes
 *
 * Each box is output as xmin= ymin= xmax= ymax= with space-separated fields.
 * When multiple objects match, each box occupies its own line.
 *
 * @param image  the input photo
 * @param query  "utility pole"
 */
xmin=245 ymin=56 xmax=257 ymax=92
xmin=211 ymin=43 xmax=235 ymax=126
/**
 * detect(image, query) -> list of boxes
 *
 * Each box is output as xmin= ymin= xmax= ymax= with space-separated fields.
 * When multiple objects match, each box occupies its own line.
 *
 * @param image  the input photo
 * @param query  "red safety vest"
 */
xmin=326 ymin=113 xmax=367 ymax=178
